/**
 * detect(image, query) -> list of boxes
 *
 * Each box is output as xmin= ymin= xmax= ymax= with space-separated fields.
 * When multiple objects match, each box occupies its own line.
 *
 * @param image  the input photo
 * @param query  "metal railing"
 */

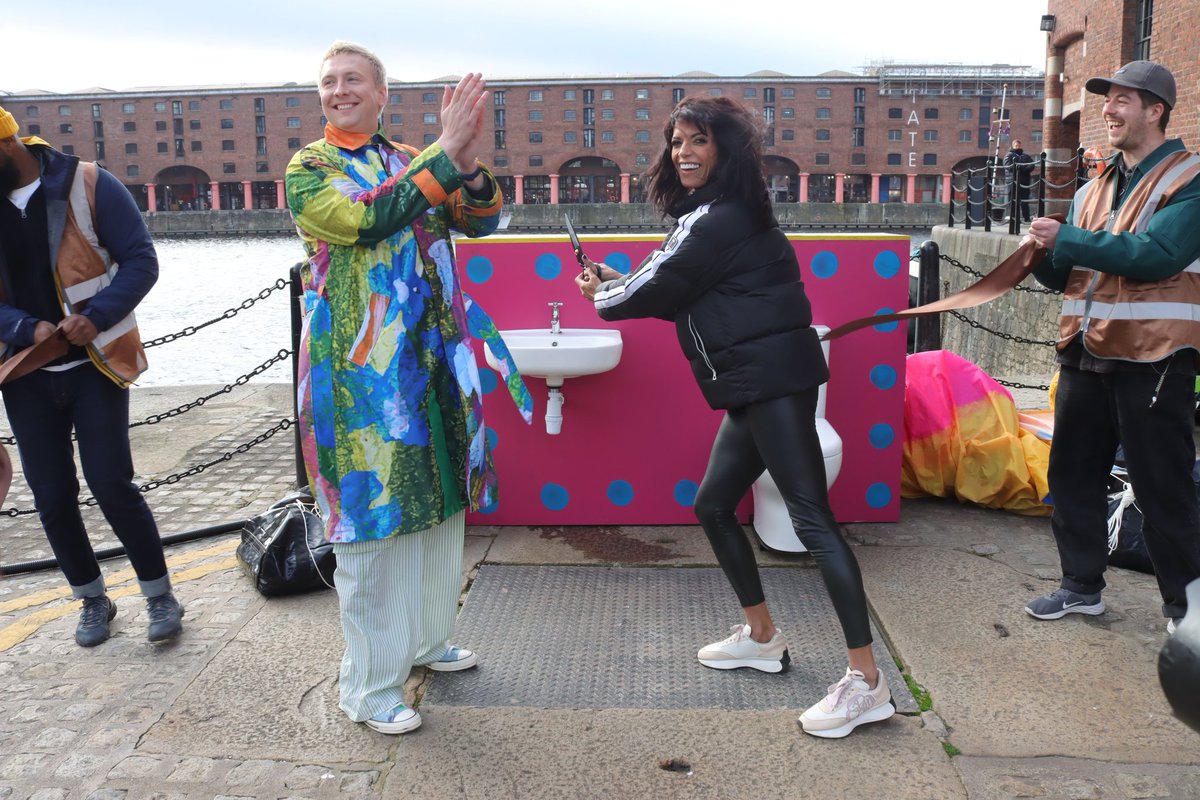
xmin=909 ymin=240 xmax=1059 ymax=392
xmin=948 ymin=148 xmax=1095 ymax=235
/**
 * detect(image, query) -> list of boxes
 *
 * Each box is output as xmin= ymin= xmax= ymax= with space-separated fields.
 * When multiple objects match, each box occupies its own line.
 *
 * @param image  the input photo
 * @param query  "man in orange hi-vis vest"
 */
xmin=0 ymin=104 xmax=183 ymax=648
xmin=1023 ymin=61 xmax=1200 ymax=637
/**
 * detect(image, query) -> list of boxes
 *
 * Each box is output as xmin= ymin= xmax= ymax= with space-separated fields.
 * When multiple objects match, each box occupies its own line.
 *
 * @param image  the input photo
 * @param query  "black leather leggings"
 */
xmin=693 ymin=389 xmax=873 ymax=649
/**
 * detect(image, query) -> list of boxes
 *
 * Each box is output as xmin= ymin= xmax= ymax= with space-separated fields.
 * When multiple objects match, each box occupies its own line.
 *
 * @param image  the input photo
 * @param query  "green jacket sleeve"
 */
xmin=1030 ymin=200 xmax=1075 ymax=292
xmin=1049 ymin=180 xmax=1200 ymax=282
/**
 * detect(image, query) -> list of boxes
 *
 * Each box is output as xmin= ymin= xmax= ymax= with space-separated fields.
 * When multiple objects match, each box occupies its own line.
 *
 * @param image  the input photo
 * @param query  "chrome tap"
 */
xmin=549 ymin=302 xmax=563 ymax=334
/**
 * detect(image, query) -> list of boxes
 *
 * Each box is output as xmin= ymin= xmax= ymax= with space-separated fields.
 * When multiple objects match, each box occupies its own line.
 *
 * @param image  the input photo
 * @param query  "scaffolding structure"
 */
xmin=865 ymin=63 xmax=1044 ymax=97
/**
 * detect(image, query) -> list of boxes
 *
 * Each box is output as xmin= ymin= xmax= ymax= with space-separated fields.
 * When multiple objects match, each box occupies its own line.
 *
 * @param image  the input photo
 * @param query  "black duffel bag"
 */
xmin=236 ymin=489 xmax=336 ymax=596
xmin=1106 ymin=457 xmax=1200 ymax=575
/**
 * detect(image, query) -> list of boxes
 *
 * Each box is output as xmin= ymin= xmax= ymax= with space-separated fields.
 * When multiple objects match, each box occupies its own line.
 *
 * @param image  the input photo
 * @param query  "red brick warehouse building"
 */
xmin=1041 ymin=0 xmax=1199 ymax=180
xmin=3 ymin=64 xmax=1042 ymax=212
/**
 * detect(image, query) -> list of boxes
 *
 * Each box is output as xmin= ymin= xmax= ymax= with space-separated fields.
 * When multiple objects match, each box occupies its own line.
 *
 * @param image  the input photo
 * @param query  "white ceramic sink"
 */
xmin=485 ymin=328 xmax=623 ymax=386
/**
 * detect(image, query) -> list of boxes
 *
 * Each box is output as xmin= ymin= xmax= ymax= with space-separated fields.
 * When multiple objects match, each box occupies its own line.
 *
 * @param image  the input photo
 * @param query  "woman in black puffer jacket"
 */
xmin=577 ymin=96 xmax=894 ymax=739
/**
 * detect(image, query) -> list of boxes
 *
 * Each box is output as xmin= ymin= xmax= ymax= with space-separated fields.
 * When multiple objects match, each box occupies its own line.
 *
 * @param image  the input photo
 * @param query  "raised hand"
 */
xmin=434 ymin=73 xmax=489 ymax=176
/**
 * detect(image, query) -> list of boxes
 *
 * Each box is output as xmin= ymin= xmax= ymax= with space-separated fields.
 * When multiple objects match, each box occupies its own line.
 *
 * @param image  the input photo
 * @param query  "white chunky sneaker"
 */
xmin=798 ymin=667 xmax=896 ymax=738
xmin=697 ymin=623 xmax=790 ymax=673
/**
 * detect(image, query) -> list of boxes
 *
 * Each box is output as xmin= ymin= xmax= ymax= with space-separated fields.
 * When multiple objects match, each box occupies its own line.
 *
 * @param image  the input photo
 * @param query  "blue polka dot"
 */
xmin=869 ymin=364 xmax=897 ymax=390
xmin=873 ymin=250 xmax=901 ymax=279
xmin=811 ymin=251 xmax=838 ymax=279
xmin=541 ymin=483 xmax=570 ymax=511
xmin=604 ymin=251 xmax=632 ymax=274
xmin=868 ymin=423 xmax=895 ymax=449
xmin=535 ymin=253 xmax=562 ymax=280
xmin=871 ymin=308 xmax=899 ymax=333
xmin=674 ymin=479 xmax=698 ymax=507
xmin=466 ymin=255 xmax=493 ymax=284
xmin=607 ymin=480 xmax=634 ymax=506
xmin=866 ymin=483 xmax=892 ymax=509
xmin=479 ymin=368 xmax=497 ymax=394
xmin=485 ymin=426 xmax=498 ymax=449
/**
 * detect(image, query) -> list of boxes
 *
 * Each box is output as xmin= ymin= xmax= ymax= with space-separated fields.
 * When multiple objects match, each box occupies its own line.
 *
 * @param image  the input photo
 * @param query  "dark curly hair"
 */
xmin=645 ymin=96 xmax=773 ymax=229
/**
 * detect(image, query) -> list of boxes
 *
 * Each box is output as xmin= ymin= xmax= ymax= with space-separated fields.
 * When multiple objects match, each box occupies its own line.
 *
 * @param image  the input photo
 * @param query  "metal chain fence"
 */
xmin=910 ymin=244 xmax=1060 ymax=392
xmin=0 ymin=276 xmax=299 ymax=516
xmin=141 ymin=278 xmax=289 ymax=348
xmin=0 ymin=418 xmax=295 ymax=517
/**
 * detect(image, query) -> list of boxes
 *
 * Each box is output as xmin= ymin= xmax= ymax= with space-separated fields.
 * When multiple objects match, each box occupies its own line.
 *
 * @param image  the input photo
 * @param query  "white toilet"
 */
xmin=750 ymin=325 xmax=842 ymax=553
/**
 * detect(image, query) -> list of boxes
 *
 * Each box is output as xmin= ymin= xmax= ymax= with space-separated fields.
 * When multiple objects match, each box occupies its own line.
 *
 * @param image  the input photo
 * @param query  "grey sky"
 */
xmin=7 ymin=0 xmax=1050 ymax=93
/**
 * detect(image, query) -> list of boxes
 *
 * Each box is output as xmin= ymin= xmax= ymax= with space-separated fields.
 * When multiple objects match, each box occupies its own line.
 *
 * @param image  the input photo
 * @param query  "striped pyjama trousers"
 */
xmin=331 ymin=511 xmax=466 ymax=721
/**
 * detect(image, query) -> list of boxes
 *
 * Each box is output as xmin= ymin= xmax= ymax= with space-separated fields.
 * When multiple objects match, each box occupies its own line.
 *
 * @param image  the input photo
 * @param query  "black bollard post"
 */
xmin=1008 ymin=166 xmax=1019 ymax=236
xmin=289 ymin=262 xmax=307 ymax=490
xmin=915 ymin=240 xmax=941 ymax=353
xmin=1037 ymin=151 xmax=1047 ymax=219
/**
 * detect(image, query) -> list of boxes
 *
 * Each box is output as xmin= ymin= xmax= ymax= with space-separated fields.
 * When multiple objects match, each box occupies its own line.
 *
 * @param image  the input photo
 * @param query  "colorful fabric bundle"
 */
xmin=902 ymin=350 xmax=1051 ymax=516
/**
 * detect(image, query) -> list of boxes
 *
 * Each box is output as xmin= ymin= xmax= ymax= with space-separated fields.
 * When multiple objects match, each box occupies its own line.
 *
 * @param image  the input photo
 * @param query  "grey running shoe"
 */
xmin=1168 ymin=618 xmax=1180 ymax=636
xmin=1024 ymin=588 xmax=1104 ymax=620
xmin=75 ymin=595 xmax=116 ymax=647
xmin=146 ymin=593 xmax=184 ymax=642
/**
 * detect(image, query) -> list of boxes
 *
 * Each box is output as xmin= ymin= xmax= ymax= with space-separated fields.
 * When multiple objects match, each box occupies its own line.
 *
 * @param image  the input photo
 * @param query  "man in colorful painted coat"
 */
xmin=1024 ymin=61 xmax=1200 ymax=636
xmin=285 ymin=42 xmax=531 ymax=735
xmin=0 ymin=105 xmax=183 ymax=647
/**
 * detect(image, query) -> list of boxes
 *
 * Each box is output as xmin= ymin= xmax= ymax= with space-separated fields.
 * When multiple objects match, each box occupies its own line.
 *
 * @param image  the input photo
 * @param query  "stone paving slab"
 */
xmin=138 ymin=589 xmax=378 ymax=764
xmin=955 ymin=756 xmax=1200 ymax=800
xmin=856 ymin=543 xmax=1190 ymax=761
xmin=381 ymin=708 xmax=961 ymax=800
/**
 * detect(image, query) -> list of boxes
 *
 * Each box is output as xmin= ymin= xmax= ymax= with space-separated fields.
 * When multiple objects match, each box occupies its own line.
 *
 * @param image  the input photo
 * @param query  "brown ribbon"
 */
xmin=821 ymin=214 xmax=1064 ymax=341
xmin=0 ymin=331 xmax=70 ymax=384
xmin=0 ymin=438 xmax=10 ymax=509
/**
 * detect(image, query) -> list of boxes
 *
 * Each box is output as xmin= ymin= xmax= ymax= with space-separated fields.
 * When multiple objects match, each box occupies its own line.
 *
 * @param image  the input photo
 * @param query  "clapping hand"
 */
xmin=434 ymin=73 xmax=489 ymax=185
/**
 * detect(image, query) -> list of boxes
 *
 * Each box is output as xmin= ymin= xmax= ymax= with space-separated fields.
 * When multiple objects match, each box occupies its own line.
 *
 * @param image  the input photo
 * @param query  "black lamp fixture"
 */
xmin=1040 ymin=14 xmax=1056 ymax=32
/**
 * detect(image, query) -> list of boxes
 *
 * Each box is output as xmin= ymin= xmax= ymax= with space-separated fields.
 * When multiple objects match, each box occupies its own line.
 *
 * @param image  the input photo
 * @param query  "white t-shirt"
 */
xmin=7 ymin=178 xmax=41 ymax=211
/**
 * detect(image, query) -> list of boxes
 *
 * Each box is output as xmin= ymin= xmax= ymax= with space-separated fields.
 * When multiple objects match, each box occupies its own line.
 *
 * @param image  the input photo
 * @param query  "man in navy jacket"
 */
xmin=0 ymin=105 xmax=182 ymax=647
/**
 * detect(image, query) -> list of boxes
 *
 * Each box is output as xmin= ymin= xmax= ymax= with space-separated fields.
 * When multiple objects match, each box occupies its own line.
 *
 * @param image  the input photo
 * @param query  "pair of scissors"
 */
xmin=565 ymin=215 xmax=601 ymax=281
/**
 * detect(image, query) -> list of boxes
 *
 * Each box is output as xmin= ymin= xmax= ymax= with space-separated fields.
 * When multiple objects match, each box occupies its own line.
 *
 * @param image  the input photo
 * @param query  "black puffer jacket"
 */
xmin=594 ymin=185 xmax=828 ymax=410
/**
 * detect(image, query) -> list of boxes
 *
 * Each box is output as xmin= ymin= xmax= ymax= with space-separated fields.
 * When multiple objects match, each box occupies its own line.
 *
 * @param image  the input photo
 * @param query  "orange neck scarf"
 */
xmin=324 ymin=123 xmax=377 ymax=150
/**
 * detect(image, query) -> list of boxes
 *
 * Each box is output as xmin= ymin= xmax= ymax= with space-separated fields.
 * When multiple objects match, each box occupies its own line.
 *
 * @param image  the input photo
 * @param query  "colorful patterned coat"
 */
xmin=285 ymin=132 xmax=531 ymax=542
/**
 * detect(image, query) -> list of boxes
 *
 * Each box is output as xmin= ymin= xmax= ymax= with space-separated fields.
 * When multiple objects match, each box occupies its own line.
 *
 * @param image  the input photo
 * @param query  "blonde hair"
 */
xmin=319 ymin=41 xmax=387 ymax=89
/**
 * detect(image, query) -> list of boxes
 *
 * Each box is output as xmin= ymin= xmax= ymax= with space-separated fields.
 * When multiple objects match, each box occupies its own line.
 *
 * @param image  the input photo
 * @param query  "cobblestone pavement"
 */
xmin=0 ymin=385 xmax=324 ymax=799
xmin=2 ymin=382 xmax=1198 ymax=799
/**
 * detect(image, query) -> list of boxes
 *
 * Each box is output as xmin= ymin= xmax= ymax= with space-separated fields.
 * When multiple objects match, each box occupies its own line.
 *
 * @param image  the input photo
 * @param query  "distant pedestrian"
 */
xmin=285 ymin=41 xmax=530 ymax=736
xmin=577 ymin=96 xmax=895 ymax=738
xmin=1004 ymin=138 xmax=1035 ymax=222
xmin=1025 ymin=61 xmax=1200 ymax=636
xmin=0 ymin=104 xmax=183 ymax=647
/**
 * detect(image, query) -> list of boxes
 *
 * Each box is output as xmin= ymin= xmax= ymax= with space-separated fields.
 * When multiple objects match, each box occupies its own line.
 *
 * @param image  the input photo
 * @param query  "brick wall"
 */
xmin=1046 ymin=0 xmax=1200 ymax=156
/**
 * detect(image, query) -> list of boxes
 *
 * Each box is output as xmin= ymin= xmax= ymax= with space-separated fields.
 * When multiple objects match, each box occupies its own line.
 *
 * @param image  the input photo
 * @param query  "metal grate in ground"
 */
xmin=425 ymin=564 xmax=917 ymax=713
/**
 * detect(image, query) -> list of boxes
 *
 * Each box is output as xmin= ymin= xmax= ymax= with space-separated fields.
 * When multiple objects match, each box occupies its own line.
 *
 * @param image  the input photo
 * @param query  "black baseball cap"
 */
xmin=1085 ymin=60 xmax=1176 ymax=109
